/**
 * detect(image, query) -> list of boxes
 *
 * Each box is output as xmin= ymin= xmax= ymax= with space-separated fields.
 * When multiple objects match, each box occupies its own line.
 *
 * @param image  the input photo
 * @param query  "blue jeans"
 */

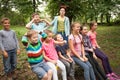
xmin=3 ymin=49 xmax=17 ymax=74
xmin=72 ymin=56 xmax=96 ymax=80
xmin=31 ymin=61 xmax=51 ymax=79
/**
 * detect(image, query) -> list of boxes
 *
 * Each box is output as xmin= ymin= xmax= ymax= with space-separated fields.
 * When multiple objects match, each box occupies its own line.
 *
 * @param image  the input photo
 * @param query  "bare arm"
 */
xmin=58 ymin=51 xmax=68 ymax=61
xmin=43 ymin=50 xmax=57 ymax=64
xmin=68 ymin=39 xmax=84 ymax=61
xmin=25 ymin=19 xmax=34 ymax=29
xmin=54 ymin=40 xmax=66 ymax=45
xmin=41 ymin=19 xmax=51 ymax=26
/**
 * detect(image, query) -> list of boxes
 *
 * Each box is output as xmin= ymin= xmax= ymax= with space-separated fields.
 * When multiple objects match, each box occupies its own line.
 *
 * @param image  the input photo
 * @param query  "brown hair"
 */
xmin=70 ymin=22 xmax=84 ymax=45
xmin=31 ymin=13 xmax=39 ymax=18
xmin=89 ymin=21 xmax=97 ymax=29
xmin=26 ymin=30 xmax=38 ymax=38
xmin=44 ymin=30 xmax=53 ymax=35
xmin=1 ymin=17 xmax=10 ymax=24
xmin=54 ymin=34 xmax=60 ymax=41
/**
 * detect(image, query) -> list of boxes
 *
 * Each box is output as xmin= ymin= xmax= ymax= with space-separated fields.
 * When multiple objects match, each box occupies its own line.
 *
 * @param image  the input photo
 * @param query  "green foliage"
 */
xmin=46 ymin=0 xmax=120 ymax=23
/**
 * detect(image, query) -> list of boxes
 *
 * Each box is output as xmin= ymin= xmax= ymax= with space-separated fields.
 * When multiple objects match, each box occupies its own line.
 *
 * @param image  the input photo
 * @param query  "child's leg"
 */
xmin=42 ymin=62 xmax=53 ymax=80
xmin=60 ymin=58 xmax=70 ymax=76
xmin=47 ymin=62 xmax=58 ymax=80
xmin=31 ymin=63 xmax=48 ymax=80
xmin=72 ymin=56 xmax=90 ymax=80
xmin=57 ymin=60 xmax=67 ymax=80
xmin=86 ymin=54 xmax=106 ymax=80
xmin=90 ymin=54 xmax=107 ymax=79
xmin=2 ymin=51 xmax=11 ymax=74
xmin=60 ymin=58 xmax=75 ymax=79
xmin=94 ymin=48 xmax=112 ymax=74
xmin=10 ymin=49 xmax=17 ymax=72
xmin=85 ymin=61 xmax=96 ymax=80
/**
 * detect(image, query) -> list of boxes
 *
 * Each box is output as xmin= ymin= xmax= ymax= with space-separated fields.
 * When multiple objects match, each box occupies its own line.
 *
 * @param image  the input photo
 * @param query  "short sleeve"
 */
xmin=68 ymin=34 xmax=74 ymax=41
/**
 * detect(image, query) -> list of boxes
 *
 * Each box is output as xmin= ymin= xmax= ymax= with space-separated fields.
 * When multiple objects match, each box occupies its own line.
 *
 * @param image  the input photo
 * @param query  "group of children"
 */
xmin=0 ymin=8 xmax=120 ymax=80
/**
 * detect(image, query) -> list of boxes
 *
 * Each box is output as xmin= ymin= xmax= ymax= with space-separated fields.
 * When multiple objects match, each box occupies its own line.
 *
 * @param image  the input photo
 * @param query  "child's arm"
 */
xmin=43 ymin=50 xmax=57 ymax=65
xmin=13 ymin=31 xmax=20 ymax=54
xmin=21 ymin=35 xmax=28 ymax=47
xmin=41 ymin=19 xmax=51 ymax=26
xmin=81 ymin=44 xmax=88 ymax=62
xmin=95 ymin=40 xmax=100 ymax=48
xmin=69 ymin=39 xmax=84 ymax=61
xmin=54 ymin=40 xmax=66 ymax=45
xmin=58 ymin=51 xmax=68 ymax=61
xmin=0 ymin=32 xmax=8 ymax=58
xmin=25 ymin=18 xmax=34 ymax=29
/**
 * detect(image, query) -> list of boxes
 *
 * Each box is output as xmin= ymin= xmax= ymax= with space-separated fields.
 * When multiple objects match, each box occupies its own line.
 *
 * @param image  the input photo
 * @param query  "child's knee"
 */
xmin=48 ymin=69 xmax=53 ymax=75
xmin=42 ymin=73 xmax=48 ymax=80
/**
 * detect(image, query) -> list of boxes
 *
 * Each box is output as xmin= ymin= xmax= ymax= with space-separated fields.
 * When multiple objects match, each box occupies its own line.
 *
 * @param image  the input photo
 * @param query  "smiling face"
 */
xmin=56 ymin=34 xmax=63 ymax=41
xmin=72 ymin=23 xmax=81 ymax=34
xmin=33 ymin=14 xmax=40 ymax=23
xmin=29 ymin=33 xmax=38 ymax=44
xmin=81 ymin=26 xmax=88 ymax=35
xmin=2 ymin=19 xmax=10 ymax=30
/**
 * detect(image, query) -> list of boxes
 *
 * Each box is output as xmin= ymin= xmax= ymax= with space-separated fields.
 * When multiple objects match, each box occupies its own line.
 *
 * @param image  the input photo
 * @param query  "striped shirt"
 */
xmin=22 ymin=36 xmax=44 ymax=64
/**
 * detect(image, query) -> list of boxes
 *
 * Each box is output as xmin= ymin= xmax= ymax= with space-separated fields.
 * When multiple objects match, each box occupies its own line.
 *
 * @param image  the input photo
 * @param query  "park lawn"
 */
xmin=0 ymin=25 xmax=120 ymax=79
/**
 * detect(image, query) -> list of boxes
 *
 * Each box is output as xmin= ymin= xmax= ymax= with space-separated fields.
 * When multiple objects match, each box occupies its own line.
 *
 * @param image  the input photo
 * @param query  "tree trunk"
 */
xmin=33 ymin=0 xmax=36 ymax=12
xmin=100 ymin=14 xmax=104 ymax=24
xmin=95 ymin=16 xmax=98 ymax=23
xmin=106 ymin=13 xmax=111 ymax=24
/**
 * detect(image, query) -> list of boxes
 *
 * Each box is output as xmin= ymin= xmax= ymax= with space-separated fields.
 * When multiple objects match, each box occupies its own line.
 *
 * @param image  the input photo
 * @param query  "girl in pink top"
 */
xmin=42 ymin=30 xmax=67 ymax=80
xmin=88 ymin=22 xmax=120 ymax=80
xmin=69 ymin=22 xmax=96 ymax=80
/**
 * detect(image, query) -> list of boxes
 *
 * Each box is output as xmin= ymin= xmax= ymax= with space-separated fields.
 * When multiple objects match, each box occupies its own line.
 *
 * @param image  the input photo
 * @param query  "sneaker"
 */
xmin=111 ymin=72 xmax=120 ymax=79
xmin=106 ymin=74 xmax=115 ymax=80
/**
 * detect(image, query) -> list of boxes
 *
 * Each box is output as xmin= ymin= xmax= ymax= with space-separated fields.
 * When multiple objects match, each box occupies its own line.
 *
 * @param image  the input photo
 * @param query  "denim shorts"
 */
xmin=31 ymin=61 xmax=51 ymax=79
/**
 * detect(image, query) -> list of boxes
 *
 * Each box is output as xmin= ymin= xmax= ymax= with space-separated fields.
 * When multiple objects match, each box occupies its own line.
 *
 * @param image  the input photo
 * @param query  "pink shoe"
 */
xmin=111 ymin=72 xmax=120 ymax=79
xmin=106 ymin=74 xmax=115 ymax=80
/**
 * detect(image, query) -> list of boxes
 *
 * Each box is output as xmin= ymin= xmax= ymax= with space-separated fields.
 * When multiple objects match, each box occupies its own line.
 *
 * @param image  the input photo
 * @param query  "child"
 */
xmin=88 ymin=22 xmax=120 ymax=80
xmin=80 ymin=25 xmax=107 ymax=80
xmin=42 ymin=30 xmax=67 ymax=80
xmin=68 ymin=22 xmax=96 ymax=80
xmin=21 ymin=30 xmax=52 ymax=80
xmin=0 ymin=18 xmax=20 ymax=79
xmin=55 ymin=34 xmax=76 ymax=80
xmin=26 ymin=13 xmax=50 ymax=32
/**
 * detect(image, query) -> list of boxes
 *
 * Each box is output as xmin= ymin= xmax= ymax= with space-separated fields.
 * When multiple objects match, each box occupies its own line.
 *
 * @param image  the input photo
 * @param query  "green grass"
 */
xmin=0 ymin=25 xmax=120 ymax=79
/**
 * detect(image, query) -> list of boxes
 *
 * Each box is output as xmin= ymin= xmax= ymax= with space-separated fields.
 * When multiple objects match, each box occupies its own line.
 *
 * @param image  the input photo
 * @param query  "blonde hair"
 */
xmin=71 ymin=22 xmax=81 ymax=33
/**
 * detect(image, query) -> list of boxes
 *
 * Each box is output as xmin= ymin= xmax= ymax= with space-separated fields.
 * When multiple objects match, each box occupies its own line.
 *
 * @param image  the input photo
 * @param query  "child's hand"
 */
xmin=63 ymin=40 xmax=67 ymax=43
xmin=88 ymin=49 xmax=93 ymax=52
xmin=17 ymin=49 xmax=20 ymax=55
xmin=93 ymin=53 xmax=97 ymax=59
xmin=83 ymin=56 xmax=88 ymax=62
xmin=3 ymin=51 xmax=8 ymax=58
xmin=51 ymin=60 xmax=57 ymax=65
xmin=79 ymin=57 xmax=85 ymax=62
